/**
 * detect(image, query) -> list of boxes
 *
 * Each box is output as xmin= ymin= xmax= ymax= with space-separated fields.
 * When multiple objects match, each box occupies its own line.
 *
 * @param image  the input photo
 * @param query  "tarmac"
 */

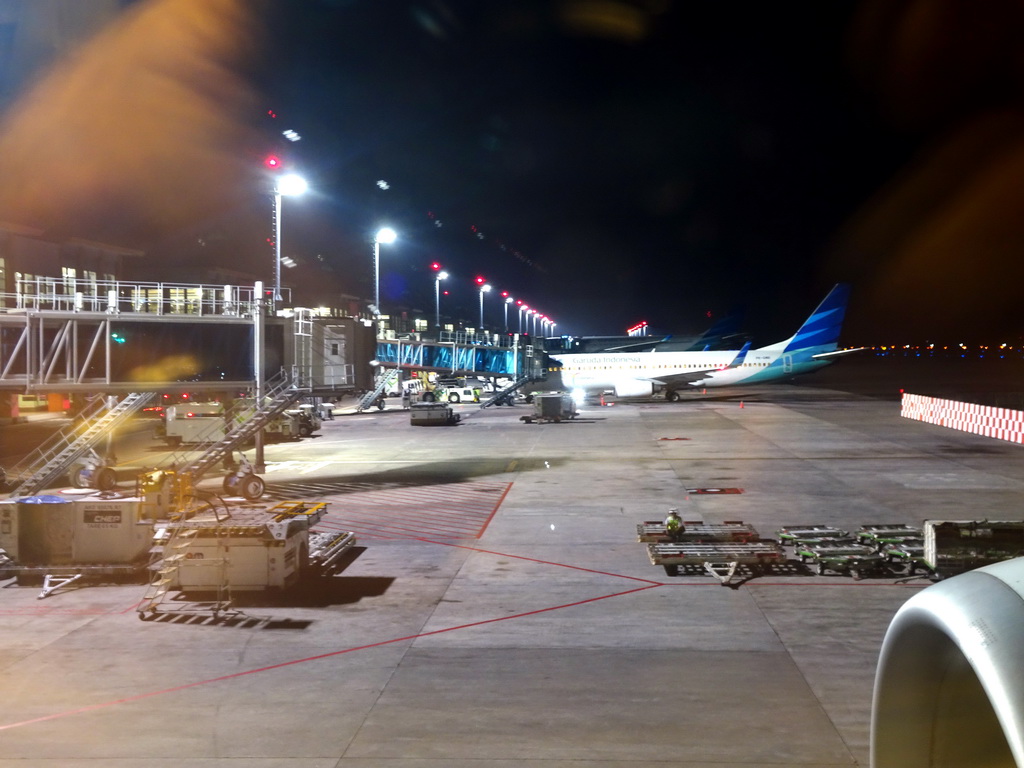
xmin=2 ymin=363 xmax=1024 ymax=767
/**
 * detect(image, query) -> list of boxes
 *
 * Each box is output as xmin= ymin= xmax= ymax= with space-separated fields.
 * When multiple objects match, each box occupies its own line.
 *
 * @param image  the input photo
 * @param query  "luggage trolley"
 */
xmin=855 ymin=524 xmax=922 ymax=548
xmin=647 ymin=541 xmax=785 ymax=584
xmin=776 ymin=525 xmax=849 ymax=545
xmin=636 ymin=520 xmax=758 ymax=544
xmin=880 ymin=538 xmax=926 ymax=574
xmin=793 ymin=539 xmax=887 ymax=578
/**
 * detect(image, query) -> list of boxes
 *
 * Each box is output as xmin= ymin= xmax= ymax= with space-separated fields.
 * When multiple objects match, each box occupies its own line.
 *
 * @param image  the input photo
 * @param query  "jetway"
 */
xmin=0 ymin=280 xmax=376 ymax=396
xmin=373 ymin=334 xmax=546 ymax=380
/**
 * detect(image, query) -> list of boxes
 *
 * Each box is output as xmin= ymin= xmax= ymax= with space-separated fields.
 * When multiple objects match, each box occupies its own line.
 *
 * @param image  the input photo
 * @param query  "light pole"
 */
xmin=476 ymin=278 xmax=491 ymax=331
xmin=526 ymin=308 xmax=536 ymax=335
xmin=273 ymin=173 xmax=307 ymax=309
xmin=518 ymin=302 xmax=528 ymax=333
xmin=373 ymin=226 xmax=397 ymax=320
xmin=503 ymin=294 xmax=514 ymax=332
xmin=434 ymin=269 xmax=448 ymax=330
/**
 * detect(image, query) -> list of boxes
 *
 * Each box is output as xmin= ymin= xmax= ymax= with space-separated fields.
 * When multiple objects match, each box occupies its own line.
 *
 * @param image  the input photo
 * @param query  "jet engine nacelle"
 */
xmin=613 ymin=380 xmax=654 ymax=398
xmin=871 ymin=557 xmax=1024 ymax=768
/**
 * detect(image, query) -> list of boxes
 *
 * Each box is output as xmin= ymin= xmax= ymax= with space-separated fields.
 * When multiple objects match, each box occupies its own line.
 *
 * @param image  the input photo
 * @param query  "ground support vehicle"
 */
xmin=520 ymin=393 xmax=577 ymax=424
xmin=855 ymin=524 xmax=922 ymax=548
xmin=0 ymin=492 xmax=156 ymax=597
xmin=923 ymin=519 xmax=1024 ymax=579
xmin=776 ymin=525 xmax=850 ymax=545
xmin=436 ymin=386 xmax=480 ymax=404
xmin=881 ymin=539 xmax=926 ymax=574
xmin=156 ymin=402 xmax=226 ymax=447
xmin=410 ymin=402 xmax=461 ymax=426
xmin=647 ymin=541 xmax=784 ymax=583
xmin=138 ymin=500 xmax=356 ymax=620
xmin=793 ymin=540 xmax=887 ymax=578
xmin=636 ymin=520 xmax=759 ymax=544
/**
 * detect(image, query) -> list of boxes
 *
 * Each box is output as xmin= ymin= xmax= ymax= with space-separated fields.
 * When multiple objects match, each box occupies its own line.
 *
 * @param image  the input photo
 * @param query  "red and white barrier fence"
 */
xmin=901 ymin=393 xmax=1024 ymax=444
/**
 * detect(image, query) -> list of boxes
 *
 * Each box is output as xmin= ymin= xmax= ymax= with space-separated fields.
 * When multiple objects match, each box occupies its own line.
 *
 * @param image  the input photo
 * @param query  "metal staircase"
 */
xmin=138 ymin=525 xmax=234 ymax=621
xmin=479 ymin=375 xmax=532 ymax=408
xmin=163 ymin=371 xmax=307 ymax=483
xmin=4 ymin=392 xmax=155 ymax=497
xmin=356 ymin=368 xmax=399 ymax=411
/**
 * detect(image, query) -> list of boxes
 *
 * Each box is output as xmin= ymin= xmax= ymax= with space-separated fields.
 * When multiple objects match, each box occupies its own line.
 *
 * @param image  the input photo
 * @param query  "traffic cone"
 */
xmin=739 ymin=401 xmax=744 ymax=409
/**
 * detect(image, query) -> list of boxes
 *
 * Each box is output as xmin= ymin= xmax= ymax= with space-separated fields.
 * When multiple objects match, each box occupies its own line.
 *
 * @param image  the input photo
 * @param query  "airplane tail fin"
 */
xmin=782 ymin=283 xmax=850 ymax=353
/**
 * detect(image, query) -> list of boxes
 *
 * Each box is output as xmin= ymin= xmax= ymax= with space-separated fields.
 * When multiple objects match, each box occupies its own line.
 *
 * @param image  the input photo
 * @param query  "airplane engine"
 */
xmin=613 ymin=380 xmax=654 ymax=398
xmin=871 ymin=557 xmax=1024 ymax=768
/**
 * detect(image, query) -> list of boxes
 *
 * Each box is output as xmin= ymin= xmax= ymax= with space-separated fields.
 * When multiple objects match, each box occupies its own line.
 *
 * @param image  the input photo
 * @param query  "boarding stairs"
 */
xmin=479 ymin=374 xmax=531 ymax=408
xmin=3 ymin=392 xmax=155 ymax=497
xmin=163 ymin=371 xmax=308 ymax=483
xmin=356 ymin=368 xmax=399 ymax=411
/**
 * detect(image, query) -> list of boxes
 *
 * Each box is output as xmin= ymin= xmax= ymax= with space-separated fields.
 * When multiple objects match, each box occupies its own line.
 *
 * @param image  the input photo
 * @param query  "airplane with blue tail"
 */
xmin=548 ymin=284 xmax=858 ymax=401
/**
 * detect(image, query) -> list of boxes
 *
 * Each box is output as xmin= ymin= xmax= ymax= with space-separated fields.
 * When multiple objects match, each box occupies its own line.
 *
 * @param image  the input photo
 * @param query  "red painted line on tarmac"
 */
xmin=475 ymin=481 xmax=512 ymax=538
xmin=422 ymin=538 xmax=663 ymax=585
xmin=0 ymin=583 xmax=659 ymax=733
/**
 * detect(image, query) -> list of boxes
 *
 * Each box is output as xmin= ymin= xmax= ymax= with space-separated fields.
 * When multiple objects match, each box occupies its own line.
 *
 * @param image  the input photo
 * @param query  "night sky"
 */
xmin=4 ymin=0 xmax=1024 ymax=345
xmin=265 ymin=0 xmax=904 ymax=343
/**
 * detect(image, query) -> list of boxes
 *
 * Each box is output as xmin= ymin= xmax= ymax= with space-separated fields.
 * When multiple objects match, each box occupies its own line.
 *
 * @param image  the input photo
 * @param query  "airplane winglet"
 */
xmin=727 ymin=341 xmax=752 ymax=368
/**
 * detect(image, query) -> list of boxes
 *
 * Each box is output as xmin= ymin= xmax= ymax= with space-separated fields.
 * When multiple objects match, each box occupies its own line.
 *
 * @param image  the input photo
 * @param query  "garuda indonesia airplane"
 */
xmin=548 ymin=284 xmax=856 ymax=401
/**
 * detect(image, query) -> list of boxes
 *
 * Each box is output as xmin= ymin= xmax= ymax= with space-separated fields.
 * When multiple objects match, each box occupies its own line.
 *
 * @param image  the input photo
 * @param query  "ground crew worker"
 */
xmin=664 ymin=509 xmax=685 ymax=542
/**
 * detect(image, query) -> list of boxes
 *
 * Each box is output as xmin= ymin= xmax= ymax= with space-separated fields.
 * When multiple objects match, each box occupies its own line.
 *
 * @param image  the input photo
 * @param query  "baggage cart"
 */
xmin=923 ymin=520 xmax=1024 ymax=578
xmin=855 ymin=524 xmax=922 ymax=548
xmin=777 ymin=525 xmax=849 ymax=544
xmin=794 ymin=540 xmax=886 ymax=578
xmin=636 ymin=520 xmax=759 ymax=543
xmin=647 ymin=540 xmax=784 ymax=584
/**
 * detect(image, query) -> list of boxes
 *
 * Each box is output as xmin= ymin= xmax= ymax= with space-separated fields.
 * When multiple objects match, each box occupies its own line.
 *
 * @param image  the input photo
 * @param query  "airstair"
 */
xmin=479 ymin=375 xmax=532 ymax=408
xmin=3 ymin=392 xmax=155 ymax=497
xmin=356 ymin=368 xmax=399 ymax=411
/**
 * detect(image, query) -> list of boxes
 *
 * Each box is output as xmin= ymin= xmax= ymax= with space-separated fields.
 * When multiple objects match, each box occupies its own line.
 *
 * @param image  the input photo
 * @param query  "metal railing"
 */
xmin=0 ymin=278 xmax=281 ymax=318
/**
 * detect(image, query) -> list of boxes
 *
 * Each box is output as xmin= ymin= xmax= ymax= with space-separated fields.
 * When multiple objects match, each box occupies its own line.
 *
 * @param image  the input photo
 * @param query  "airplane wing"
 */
xmin=646 ymin=342 xmax=752 ymax=387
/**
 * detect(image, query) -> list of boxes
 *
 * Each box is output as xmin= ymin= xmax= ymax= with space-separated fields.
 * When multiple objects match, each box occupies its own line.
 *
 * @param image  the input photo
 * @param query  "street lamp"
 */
xmin=476 ymin=277 xmax=491 ymax=331
xmin=434 ymin=268 xmax=448 ymax=330
xmin=373 ymin=226 xmax=397 ymax=321
xmin=503 ymin=293 xmax=514 ymax=332
xmin=517 ymin=301 xmax=528 ymax=333
xmin=273 ymin=172 xmax=307 ymax=308
xmin=526 ymin=308 xmax=536 ymax=335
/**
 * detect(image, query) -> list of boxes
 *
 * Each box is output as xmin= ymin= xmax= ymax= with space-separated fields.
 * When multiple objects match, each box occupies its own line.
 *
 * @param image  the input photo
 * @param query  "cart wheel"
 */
xmin=663 ymin=564 xmax=679 ymax=577
xmin=667 ymin=390 xmax=680 ymax=402
xmin=95 ymin=467 xmax=117 ymax=491
xmin=71 ymin=467 xmax=89 ymax=488
xmin=239 ymin=474 xmax=265 ymax=501
xmin=165 ymin=436 xmax=182 ymax=448
xmin=422 ymin=392 xmax=436 ymax=402
xmin=448 ymin=393 xmax=461 ymax=403
xmin=816 ymin=561 xmax=827 ymax=575
xmin=299 ymin=423 xmax=313 ymax=437
xmin=138 ymin=610 xmax=156 ymax=622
